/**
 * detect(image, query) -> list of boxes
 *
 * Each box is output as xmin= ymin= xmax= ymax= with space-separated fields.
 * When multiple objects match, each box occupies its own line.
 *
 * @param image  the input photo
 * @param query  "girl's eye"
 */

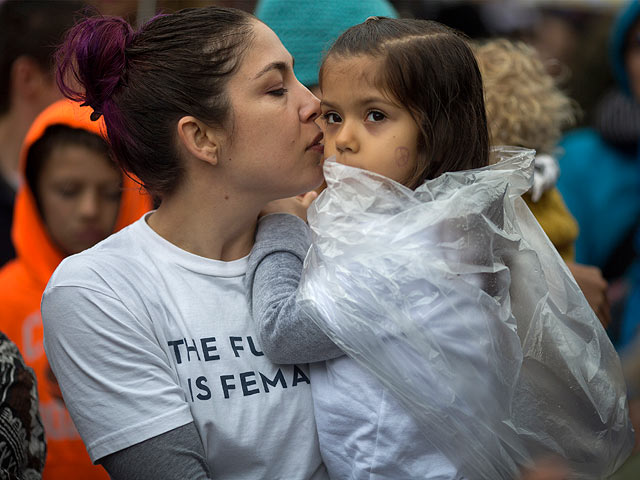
xmin=366 ymin=110 xmax=386 ymax=122
xmin=268 ymin=88 xmax=288 ymax=97
xmin=323 ymin=112 xmax=342 ymax=124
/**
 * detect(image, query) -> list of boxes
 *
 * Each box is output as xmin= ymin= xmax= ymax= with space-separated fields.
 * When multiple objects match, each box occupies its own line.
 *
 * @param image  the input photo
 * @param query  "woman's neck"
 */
xmin=146 ymin=179 xmax=262 ymax=262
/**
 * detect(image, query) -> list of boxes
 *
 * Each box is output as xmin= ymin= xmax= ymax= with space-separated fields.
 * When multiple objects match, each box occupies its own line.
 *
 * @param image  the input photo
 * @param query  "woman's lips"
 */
xmin=309 ymin=143 xmax=324 ymax=153
xmin=307 ymin=132 xmax=324 ymax=153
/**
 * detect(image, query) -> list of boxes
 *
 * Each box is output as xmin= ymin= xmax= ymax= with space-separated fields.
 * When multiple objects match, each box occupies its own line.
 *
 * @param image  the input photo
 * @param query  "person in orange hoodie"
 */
xmin=0 ymin=98 xmax=151 ymax=479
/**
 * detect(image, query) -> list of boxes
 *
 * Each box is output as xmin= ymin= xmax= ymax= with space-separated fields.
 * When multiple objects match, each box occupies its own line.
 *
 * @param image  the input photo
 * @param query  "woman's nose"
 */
xmin=299 ymin=85 xmax=321 ymax=123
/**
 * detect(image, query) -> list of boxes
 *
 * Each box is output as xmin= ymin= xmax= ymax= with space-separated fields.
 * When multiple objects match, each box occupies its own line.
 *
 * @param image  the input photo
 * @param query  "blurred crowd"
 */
xmin=1 ymin=0 xmax=640 ymax=478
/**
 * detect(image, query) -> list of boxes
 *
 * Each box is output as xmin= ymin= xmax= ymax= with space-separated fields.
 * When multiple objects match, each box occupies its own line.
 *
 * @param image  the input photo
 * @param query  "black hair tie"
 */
xmin=79 ymin=101 xmax=103 ymax=121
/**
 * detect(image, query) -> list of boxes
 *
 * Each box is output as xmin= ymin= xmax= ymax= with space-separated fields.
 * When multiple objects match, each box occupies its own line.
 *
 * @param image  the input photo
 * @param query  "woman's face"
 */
xmin=37 ymin=144 xmax=121 ymax=256
xmin=220 ymin=20 xmax=325 ymax=200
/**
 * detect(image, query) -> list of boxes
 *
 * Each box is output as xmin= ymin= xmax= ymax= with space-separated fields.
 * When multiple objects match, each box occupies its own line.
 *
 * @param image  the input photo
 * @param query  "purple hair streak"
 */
xmin=56 ymin=16 xmax=134 ymax=120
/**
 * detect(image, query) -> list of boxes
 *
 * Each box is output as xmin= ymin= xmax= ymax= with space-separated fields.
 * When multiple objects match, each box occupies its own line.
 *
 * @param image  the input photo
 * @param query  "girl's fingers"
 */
xmin=300 ymin=190 xmax=318 ymax=208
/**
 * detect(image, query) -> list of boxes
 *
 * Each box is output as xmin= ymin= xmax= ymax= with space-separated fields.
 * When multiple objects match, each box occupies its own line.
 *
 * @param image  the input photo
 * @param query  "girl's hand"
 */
xmin=519 ymin=458 xmax=570 ymax=480
xmin=566 ymin=261 xmax=611 ymax=328
xmin=260 ymin=191 xmax=318 ymax=222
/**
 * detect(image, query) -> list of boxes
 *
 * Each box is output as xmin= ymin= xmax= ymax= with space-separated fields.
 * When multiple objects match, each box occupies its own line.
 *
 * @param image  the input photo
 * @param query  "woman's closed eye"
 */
xmin=268 ymin=87 xmax=288 ymax=97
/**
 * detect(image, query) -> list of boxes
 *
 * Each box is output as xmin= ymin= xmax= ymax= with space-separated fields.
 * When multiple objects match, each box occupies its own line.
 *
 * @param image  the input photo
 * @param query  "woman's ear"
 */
xmin=176 ymin=116 xmax=221 ymax=166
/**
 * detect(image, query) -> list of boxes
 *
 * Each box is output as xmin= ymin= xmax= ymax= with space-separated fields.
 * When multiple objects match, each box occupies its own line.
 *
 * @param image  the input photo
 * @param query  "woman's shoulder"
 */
xmin=47 ymin=222 xmax=151 ymax=295
xmin=41 ymin=224 xmax=164 ymax=335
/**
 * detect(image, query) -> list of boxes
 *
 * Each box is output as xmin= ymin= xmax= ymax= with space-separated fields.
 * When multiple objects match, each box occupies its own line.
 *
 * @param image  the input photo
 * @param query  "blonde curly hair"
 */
xmin=473 ymin=39 xmax=576 ymax=154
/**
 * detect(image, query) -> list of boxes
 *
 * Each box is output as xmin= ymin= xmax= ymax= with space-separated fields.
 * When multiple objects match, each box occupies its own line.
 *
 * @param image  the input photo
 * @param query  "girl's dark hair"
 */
xmin=55 ymin=7 xmax=255 ymax=199
xmin=25 ymin=124 xmax=116 ymax=213
xmin=320 ymin=17 xmax=489 ymax=188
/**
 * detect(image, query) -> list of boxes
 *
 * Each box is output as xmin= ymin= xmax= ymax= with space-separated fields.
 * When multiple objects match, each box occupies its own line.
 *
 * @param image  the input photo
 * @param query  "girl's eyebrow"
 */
xmin=253 ymin=56 xmax=295 ymax=80
xmin=320 ymin=99 xmax=337 ymax=109
xmin=321 ymin=96 xmax=396 ymax=109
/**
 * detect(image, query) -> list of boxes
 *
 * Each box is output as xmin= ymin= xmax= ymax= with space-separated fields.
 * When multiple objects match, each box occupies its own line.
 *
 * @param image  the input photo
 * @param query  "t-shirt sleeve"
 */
xmin=42 ymin=269 xmax=194 ymax=463
xmin=244 ymin=213 xmax=343 ymax=364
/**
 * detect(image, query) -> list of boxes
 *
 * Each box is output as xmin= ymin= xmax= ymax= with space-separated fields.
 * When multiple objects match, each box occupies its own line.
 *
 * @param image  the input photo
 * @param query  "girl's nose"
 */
xmin=335 ymin=123 xmax=358 ymax=153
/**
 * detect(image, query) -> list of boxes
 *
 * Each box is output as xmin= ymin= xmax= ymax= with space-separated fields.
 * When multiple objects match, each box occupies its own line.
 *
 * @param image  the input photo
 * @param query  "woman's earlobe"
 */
xmin=176 ymin=116 xmax=220 ymax=166
xmin=205 ymin=145 xmax=219 ymax=166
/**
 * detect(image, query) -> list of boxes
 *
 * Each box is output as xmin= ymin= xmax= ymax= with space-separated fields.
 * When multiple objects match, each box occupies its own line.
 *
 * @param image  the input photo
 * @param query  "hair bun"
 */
xmin=56 ymin=15 xmax=136 ymax=119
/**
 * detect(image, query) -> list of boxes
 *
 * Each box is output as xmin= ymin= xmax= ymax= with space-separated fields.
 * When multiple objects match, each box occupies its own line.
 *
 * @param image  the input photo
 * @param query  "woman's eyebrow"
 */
xmin=253 ymin=57 xmax=295 ymax=80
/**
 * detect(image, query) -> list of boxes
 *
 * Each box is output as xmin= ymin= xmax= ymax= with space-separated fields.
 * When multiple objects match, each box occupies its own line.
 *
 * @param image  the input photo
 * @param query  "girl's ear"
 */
xmin=176 ymin=116 xmax=221 ymax=166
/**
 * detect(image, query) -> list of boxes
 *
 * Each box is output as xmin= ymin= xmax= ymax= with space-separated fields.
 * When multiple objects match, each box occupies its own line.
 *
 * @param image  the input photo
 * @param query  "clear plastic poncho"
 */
xmin=298 ymin=148 xmax=634 ymax=479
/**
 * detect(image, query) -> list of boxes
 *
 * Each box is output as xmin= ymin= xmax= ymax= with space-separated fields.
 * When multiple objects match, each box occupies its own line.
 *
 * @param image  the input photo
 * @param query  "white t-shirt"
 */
xmin=42 ymin=214 xmax=327 ymax=480
xmin=311 ymin=358 xmax=461 ymax=480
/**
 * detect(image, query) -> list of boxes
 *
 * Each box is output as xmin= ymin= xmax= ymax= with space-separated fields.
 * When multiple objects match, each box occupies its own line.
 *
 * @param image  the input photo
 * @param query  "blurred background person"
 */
xmin=557 ymin=0 xmax=640 ymax=347
xmin=0 ymin=0 xmax=86 ymax=268
xmin=474 ymin=38 xmax=611 ymax=328
xmin=0 ymin=99 xmax=151 ymax=479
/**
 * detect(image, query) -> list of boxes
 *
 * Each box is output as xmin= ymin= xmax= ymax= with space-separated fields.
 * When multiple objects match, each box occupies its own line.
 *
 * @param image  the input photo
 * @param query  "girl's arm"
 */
xmin=245 ymin=213 xmax=343 ymax=364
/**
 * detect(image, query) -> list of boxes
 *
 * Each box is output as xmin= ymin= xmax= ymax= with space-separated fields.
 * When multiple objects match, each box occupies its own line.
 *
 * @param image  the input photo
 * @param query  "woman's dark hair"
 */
xmin=25 ymin=124 xmax=116 ymax=213
xmin=320 ymin=17 xmax=489 ymax=188
xmin=55 ymin=7 xmax=255 ymax=199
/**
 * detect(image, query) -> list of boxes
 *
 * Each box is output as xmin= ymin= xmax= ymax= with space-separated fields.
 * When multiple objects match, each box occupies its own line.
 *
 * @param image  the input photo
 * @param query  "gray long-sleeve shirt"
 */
xmin=244 ymin=213 xmax=343 ymax=364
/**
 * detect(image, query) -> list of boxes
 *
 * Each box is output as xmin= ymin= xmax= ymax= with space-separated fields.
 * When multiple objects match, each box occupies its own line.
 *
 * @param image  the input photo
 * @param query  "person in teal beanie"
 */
xmin=255 ymin=0 xmax=398 ymax=91
xmin=557 ymin=0 xmax=640 ymax=347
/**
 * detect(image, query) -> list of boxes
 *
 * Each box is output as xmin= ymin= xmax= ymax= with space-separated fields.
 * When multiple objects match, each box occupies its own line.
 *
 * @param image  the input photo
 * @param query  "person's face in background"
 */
xmin=626 ymin=19 xmax=640 ymax=100
xmin=37 ymin=144 xmax=121 ymax=256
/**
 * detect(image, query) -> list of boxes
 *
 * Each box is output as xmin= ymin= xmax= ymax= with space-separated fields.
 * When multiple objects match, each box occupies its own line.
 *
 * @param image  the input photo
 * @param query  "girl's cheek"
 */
xmin=323 ymin=140 xmax=336 ymax=158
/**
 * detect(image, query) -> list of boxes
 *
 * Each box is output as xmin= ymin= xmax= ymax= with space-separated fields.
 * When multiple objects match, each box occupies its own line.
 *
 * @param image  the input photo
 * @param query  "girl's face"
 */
xmin=37 ymin=144 xmax=121 ymax=256
xmin=219 ymin=20 xmax=325 ymax=200
xmin=320 ymin=55 xmax=421 ymax=185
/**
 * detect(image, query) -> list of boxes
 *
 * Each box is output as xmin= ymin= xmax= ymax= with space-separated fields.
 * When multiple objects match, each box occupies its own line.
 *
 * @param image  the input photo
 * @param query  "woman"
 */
xmin=42 ymin=6 xmax=326 ymax=480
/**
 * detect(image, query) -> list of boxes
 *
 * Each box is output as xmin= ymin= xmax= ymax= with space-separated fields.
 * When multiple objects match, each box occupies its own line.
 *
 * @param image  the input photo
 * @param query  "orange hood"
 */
xmin=13 ymin=98 xmax=151 ymax=286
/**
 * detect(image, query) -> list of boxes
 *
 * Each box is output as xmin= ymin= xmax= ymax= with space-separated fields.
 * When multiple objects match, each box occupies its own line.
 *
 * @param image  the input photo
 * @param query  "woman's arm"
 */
xmin=41 ymin=264 xmax=197 ymax=465
xmin=100 ymin=422 xmax=211 ymax=480
xmin=245 ymin=213 xmax=343 ymax=364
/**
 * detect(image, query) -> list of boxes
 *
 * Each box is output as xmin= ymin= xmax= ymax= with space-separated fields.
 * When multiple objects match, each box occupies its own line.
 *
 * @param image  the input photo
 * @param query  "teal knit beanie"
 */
xmin=255 ymin=0 xmax=398 ymax=87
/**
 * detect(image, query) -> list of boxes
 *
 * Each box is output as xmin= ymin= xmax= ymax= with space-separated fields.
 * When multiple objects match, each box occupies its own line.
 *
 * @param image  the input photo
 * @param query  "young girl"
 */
xmin=246 ymin=17 xmax=633 ymax=479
